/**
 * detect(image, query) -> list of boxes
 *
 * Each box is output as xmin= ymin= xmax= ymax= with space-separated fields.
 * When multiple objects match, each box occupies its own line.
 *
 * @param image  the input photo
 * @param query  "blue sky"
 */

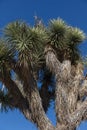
xmin=0 ymin=0 xmax=87 ymax=130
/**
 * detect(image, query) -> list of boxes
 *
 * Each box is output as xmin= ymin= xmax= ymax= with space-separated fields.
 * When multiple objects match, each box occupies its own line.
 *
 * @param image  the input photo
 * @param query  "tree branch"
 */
xmin=0 ymin=68 xmax=32 ymax=120
xmin=23 ymin=70 xmax=54 ymax=130
xmin=44 ymin=45 xmax=60 ymax=75
xmin=45 ymin=45 xmax=71 ymax=125
xmin=13 ymin=59 xmax=54 ymax=130
xmin=39 ymin=81 xmax=54 ymax=112
xmin=79 ymin=79 xmax=87 ymax=98
xmin=55 ymin=80 xmax=69 ymax=125
xmin=67 ymin=63 xmax=83 ymax=113
xmin=69 ymin=100 xmax=87 ymax=128
xmin=14 ymin=79 xmax=26 ymax=97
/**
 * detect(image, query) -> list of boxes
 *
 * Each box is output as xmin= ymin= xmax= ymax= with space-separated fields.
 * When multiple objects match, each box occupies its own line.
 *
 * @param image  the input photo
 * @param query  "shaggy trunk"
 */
xmin=44 ymin=45 xmax=87 ymax=130
xmin=1 ymin=45 xmax=87 ymax=130
xmin=16 ymin=62 xmax=55 ymax=130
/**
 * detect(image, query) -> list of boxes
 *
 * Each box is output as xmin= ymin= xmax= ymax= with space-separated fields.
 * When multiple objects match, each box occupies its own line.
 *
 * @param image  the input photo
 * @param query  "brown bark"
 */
xmin=79 ymin=79 xmax=87 ymax=98
xmin=67 ymin=63 xmax=83 ymax=113
xmin=23 ymin=70 xmax=54 ymax=130
xmin=45 ymin=45 xmax=70 ymax=125
xmin=44 ymin=45 xmax=87 ymax=130
xmin=16 ymin=62 xmax=54 ymax=130
xmin=1 ymin=45 xmax=87 ymax=130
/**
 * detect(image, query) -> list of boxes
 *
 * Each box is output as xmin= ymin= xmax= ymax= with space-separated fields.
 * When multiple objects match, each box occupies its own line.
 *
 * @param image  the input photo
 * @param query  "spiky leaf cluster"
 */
xmin=4 ymin=21 xmax=48 ymax=70
xmin=48 ymin=18 xmax=85 ymax=63
xmin=2 ymin=18 xmax=85 ymax=71
xmin=67 ymin=27 xmax=85 ymax=44
xmin=48 ymin=18 xmax=67 ymax=48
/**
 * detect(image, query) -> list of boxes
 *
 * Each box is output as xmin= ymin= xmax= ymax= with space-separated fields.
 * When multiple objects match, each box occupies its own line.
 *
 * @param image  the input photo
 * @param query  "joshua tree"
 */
xmin=0 ymin=18 xmax=87 ymax=130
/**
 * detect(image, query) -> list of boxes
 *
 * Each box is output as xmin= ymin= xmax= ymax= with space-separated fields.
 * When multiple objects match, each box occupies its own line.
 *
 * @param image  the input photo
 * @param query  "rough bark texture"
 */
xmin=44 ymin=45 xmax=87 ymax=130
xmin=1 ymin=45 xmax=87 ymax=130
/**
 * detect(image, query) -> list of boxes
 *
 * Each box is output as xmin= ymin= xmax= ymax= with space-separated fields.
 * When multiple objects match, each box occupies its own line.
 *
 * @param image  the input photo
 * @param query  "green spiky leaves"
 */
xmin=4 ymin=21 xmax=48 ymax=69
xmin=48 ymin=18 xmax=85 ymax=48
xmin=2 ymin=18 xmax=86 ymax=70
xmin=47 ymin=18 xmax=85 ymax=63
xmin=67 ymin=27 xmax=85 ymax=44
xmin=48 ymin=18 xmax=67 ymax=48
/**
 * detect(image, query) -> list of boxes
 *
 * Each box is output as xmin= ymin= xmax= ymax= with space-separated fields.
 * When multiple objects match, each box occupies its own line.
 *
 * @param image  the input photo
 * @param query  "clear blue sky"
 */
xmin=0 ymin=0 xmax=87 ymax=130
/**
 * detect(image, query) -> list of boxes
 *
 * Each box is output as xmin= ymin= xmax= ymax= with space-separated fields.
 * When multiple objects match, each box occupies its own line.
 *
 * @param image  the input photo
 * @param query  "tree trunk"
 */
xmin=10 ymin=45 xmax=87 ymax=130
xmin=2 ymin=44 xmax=87 ymax=130
xmin=44 ymin=45 xmax=87 ymax=130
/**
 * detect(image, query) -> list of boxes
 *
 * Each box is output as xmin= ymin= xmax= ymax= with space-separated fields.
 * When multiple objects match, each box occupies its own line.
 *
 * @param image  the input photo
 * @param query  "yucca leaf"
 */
xmin=48 ymin=18 xmax=67 ymax=48
xmin=67 ymin=27 xmax=86 ymax=44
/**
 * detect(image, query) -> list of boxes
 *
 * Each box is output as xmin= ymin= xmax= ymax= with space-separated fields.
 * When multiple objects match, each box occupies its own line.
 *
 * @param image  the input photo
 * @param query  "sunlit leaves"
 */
xmin=4 ymin=22 xmax=48 ymax=68
xmin=47 ymin=18 xmax=85 ymax=63
xmin=5 ymin=21 xmax=31 ymax=53
xmin=48 ymin=18 xmax=67 ymax=48
xmin=1 ymin=18 xmax=86 ymax=70
xmin=67 ymin=27 xmax=85 ymax=44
